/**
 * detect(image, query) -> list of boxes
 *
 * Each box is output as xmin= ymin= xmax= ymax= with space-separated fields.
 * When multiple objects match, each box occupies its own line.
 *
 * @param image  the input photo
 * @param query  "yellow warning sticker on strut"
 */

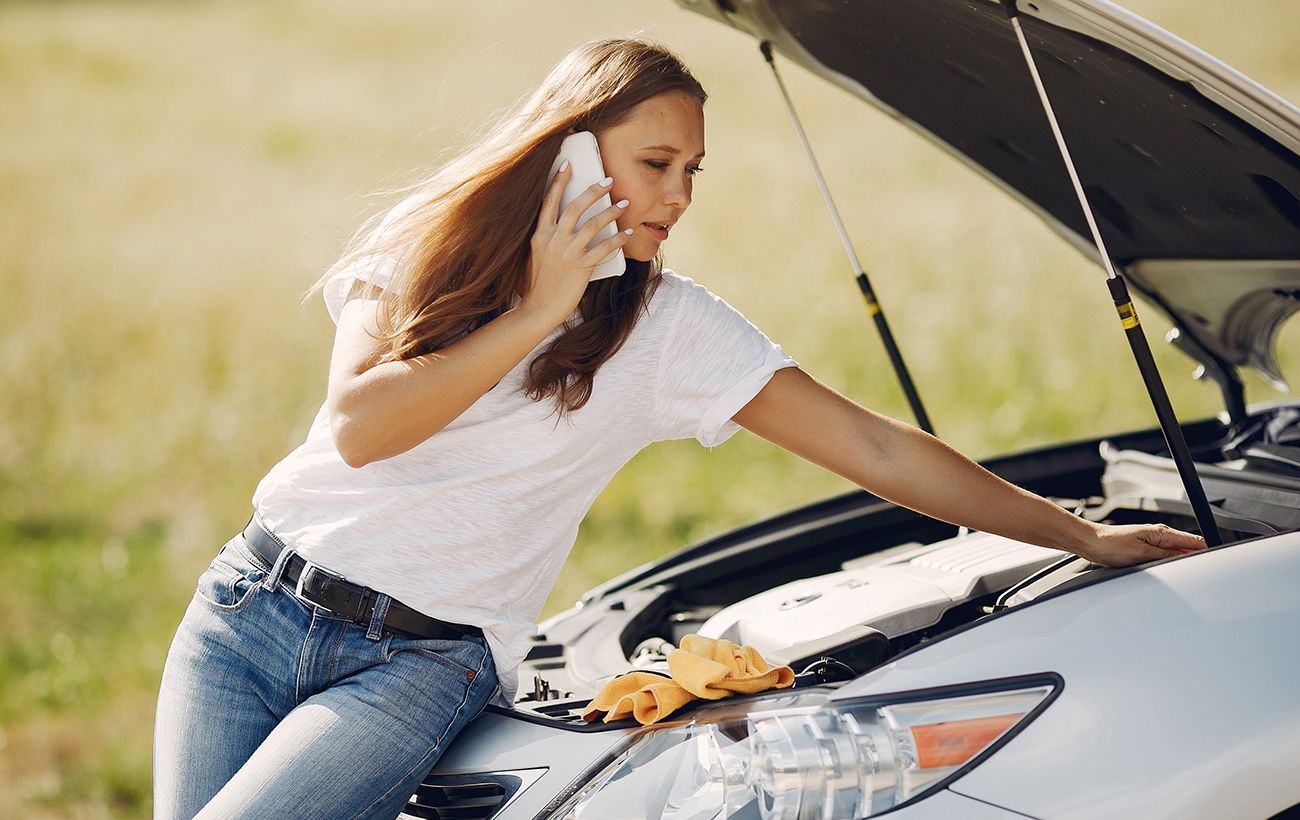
xmin=1116 ymin=301 xmax=1140 ymax=330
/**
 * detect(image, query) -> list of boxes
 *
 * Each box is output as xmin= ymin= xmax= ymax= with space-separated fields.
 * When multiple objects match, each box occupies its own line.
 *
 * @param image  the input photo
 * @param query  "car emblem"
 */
xmin=779 ymin=592 xmax=822 ymax=610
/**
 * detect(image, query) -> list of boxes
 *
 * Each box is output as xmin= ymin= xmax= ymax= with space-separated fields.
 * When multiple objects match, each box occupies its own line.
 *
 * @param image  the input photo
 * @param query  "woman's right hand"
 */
xmin=520 ymin=163 xmax=631 ymax=325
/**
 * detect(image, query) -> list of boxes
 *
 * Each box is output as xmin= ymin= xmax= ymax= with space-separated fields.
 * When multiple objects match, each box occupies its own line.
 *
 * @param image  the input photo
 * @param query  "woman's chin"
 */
xmin=623 ymin=239 xmax=660 ymax=263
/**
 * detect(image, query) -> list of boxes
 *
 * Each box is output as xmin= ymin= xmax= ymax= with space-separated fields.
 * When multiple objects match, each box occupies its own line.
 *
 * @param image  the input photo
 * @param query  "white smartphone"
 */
xmin=547 ymin=131 xmax=626 ymax=281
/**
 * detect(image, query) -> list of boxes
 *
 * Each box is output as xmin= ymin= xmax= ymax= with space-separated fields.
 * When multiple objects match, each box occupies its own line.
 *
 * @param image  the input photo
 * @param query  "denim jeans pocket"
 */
xmin=388 ymin=633 xmax=489 ymax=681
xmin=193 ymin=539 xmax=265 ymax=612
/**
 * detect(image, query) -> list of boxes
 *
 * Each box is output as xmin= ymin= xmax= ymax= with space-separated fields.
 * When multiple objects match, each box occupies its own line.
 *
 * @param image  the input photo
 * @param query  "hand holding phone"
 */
xmin=546 ymin=132 xmax=626 ymax=281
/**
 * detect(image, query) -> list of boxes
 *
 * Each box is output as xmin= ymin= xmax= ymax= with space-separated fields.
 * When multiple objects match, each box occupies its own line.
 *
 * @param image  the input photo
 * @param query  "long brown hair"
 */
xmin=311 ymin=39 xmax=707 ymax=415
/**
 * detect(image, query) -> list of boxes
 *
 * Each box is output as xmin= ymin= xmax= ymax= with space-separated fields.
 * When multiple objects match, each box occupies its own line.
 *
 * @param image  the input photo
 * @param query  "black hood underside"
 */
xmin=677 ymin=0 xmax=1300 ymax=391
xmin=768 ymin=0 xmax=1300 ymax=262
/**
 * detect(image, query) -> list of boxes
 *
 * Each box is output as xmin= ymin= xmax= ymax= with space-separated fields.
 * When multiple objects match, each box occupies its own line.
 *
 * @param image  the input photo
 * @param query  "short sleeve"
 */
xmin=653 ymin=277 xmax=799 ymax=447
xmin=321 ymin=193 xmax=426 ymax=325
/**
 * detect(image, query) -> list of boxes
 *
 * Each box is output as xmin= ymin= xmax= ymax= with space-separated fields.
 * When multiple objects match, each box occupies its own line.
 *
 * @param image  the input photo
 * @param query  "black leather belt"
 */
xmin=241 ymin=516 xmax=481 ymax=642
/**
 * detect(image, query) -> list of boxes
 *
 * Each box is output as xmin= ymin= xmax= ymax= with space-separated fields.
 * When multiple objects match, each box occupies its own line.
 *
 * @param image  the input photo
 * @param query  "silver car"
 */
xmin=399 ymin=1 xmax=1300 ymax=817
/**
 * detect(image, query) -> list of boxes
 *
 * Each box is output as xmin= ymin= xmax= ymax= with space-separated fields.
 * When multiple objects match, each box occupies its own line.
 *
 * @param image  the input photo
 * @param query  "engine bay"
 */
xmin=508 ymin=406 xmax=1300 ymax=726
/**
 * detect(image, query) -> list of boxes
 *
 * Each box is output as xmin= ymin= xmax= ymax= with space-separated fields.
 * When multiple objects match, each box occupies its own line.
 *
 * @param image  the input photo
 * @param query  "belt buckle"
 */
xmin=295 ymin=560 xmax=348 ymax=607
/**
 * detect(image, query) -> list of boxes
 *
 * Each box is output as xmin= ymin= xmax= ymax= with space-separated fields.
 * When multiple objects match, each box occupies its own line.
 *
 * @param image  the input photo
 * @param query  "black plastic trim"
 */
xmin=1267 ymin=801 xmax=1300 ymax=820
xmin=481 ymin=701 xmax=639 ymax=733
xmin=529 ymin=674 xmax=1062 ymax=818
xmin=532 ymin=735 xmax=639 ymax=820
xmin=831 ymin=672 xmax=1065 ymax=816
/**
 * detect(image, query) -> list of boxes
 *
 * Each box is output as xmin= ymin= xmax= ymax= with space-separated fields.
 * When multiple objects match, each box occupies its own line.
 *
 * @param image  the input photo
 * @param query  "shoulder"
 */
xmin=648 ymin=268 xmax=728 ymax=316
xmin=634 ymin=268 xmax=781 ymax=363
xmin=650 ymin=268 xmax=756 ymax=328
xmin=654 ymin=268 xmax=705 ymax=295
xmin=640 ymin=269 xmax=710 ymax=336
xmin=323 ymin=192 xmax=432 ymax=323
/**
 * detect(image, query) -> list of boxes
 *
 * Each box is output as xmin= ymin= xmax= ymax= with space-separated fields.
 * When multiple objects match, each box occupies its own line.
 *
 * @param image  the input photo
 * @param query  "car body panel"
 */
xmin=889 ymin=788 xmax=1039 ymax=819
xmin=416 ymin=710 xmax=626 ymax=819
xmin=834 ymin=532 xmax=1300 ymax=819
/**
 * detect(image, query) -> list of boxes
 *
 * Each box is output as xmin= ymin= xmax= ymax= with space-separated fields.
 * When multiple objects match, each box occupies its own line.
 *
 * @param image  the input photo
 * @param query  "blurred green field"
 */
xmin=1 ymin=0 xmax=1297 ymax=815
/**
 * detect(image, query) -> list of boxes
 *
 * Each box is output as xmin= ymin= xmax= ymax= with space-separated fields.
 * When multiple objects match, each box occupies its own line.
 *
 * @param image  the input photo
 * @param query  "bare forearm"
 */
xmin=330 ymin=169 xmax=632 ymax=468
xmin=853 ymin=413 xmax=1100 ymax=553
xmin=734 ymin=369 xmax=1099 ymax=554
xmin=735 ymin=368 xmax=1204 ymax=566
xmin=331 ymin=302 xmax=561 ymax=466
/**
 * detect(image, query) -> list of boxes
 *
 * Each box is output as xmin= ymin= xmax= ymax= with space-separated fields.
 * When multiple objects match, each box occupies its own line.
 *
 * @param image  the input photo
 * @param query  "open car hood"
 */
xmin=674 ymin=0 xmax=1300 ymax=394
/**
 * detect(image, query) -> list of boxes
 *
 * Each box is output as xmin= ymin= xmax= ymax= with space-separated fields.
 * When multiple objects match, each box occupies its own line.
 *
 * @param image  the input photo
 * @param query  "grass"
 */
xmin=1 ymin=0 xmax=1297 ymax=815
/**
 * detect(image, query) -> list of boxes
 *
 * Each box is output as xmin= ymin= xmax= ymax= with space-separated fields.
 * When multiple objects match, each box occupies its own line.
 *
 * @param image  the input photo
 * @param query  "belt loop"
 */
xmin=251 ymin=513 xmax=292 ymax=591
xmin=262 ymin=545 xmax=293 ymax=591
xmin=366 ymin=593 xmax=391 ymax=641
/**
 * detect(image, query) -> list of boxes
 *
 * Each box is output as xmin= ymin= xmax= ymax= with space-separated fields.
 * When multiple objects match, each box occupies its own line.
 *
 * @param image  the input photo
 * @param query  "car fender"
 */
xmin=835 ymin=532 xmax=1300 ymax=819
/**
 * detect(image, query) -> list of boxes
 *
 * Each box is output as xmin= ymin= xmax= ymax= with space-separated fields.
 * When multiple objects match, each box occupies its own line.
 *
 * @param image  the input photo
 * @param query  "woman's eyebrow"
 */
xmin=639 ymin=144 xmax=706 ymax=159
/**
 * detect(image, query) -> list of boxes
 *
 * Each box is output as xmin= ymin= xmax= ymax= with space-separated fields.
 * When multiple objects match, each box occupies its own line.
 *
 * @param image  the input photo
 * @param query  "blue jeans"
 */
xmin=153 ymin=532 xmax=498 ymax=819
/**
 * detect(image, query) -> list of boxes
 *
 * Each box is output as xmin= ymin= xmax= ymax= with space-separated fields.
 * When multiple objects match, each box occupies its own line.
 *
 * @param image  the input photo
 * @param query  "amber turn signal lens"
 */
xmin=911 ymin=713 xmax=1023 ymax=768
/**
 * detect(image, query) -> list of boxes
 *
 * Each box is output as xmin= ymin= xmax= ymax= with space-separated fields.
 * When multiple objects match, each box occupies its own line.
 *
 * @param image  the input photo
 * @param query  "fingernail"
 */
xmin=615 ymin=199 xmax=629 ymax=209
xmin=559 ymin=160 xmax=569 ymax=172
xmin=599 ymin=176 xmax=613 ymax=187
xmin=623 ymin=227 xmax=634 ymax=235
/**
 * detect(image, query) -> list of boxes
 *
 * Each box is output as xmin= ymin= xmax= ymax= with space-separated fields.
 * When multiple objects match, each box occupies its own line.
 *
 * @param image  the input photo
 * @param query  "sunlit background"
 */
xmin=2 ymin=0 xmax=1297 ymax=815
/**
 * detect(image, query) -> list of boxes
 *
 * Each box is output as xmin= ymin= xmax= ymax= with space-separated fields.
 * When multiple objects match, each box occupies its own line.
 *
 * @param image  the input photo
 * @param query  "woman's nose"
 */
xmin=664 ymin=177 xmax=691 ymax=209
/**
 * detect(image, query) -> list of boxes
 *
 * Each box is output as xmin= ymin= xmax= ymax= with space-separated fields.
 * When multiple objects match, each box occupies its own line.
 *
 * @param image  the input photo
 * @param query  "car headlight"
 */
xmin=555 ymin=674 xmax=1059 ymax=819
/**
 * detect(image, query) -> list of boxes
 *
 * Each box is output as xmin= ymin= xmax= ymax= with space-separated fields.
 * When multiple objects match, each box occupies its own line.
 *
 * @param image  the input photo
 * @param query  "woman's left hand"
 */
xmin=1075 ymin=522 xmax=1208 ymax=568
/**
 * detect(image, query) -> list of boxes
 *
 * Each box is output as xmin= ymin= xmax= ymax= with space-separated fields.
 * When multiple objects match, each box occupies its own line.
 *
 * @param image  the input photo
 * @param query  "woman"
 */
xmin=153 ymin=38 xmax=1205 ymax=819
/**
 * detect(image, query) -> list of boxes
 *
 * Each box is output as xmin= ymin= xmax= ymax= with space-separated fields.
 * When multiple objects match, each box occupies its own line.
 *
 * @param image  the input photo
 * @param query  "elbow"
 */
xmin=329 ymin=399 xmax=378 ymax=469
xmin=337 ymin=445 xmax=373 ymax=470
xmin=332 ymin=422 xmax=374 ymax=469
xmin=327 ymin=380 xmax=450 ymax=467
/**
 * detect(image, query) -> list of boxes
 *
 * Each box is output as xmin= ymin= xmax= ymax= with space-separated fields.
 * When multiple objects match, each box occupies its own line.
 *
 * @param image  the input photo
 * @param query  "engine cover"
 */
xmin=697 ymin=531 xmax=1066 ymax=654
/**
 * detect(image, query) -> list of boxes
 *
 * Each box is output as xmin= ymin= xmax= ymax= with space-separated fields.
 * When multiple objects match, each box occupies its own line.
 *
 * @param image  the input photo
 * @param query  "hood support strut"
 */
xmin=1000 ymin=0 xmax=1224 ymax=546
xmin=759 ymin=41 xmax=935 ymax=436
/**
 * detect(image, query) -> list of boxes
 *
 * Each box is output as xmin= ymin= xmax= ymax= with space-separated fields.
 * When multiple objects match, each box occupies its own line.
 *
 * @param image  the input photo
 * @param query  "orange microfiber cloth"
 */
xmin=581 ymin=634 xmax=795 ymax=725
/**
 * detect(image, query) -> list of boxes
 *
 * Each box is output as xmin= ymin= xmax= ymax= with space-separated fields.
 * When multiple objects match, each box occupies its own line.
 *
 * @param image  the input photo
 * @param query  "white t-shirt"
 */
xmin=253 ymin=216 xmax=798 ymax=706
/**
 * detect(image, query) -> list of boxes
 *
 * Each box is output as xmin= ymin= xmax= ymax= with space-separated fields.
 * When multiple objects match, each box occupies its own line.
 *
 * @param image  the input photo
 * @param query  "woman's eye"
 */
xmin=643 ymin=160 xmax=704 ymax=177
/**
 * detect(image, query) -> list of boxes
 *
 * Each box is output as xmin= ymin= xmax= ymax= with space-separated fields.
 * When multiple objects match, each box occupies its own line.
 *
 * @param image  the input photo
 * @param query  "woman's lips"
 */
xmin=643 ymin=222 xmax=670 ymax=241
